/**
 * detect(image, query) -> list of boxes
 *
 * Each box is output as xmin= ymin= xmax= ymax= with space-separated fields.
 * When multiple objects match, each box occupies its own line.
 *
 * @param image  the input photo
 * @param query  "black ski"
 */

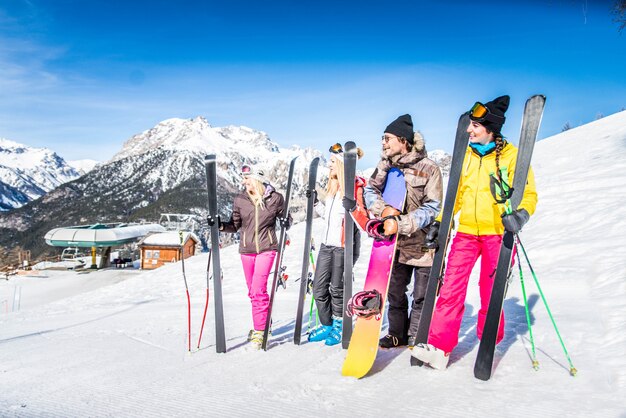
xmin=204 ymin=154 xmax=226 ymax=353
xmin=412 ymin=113 xmax=470 ymax=366
xmin=294 ymin=157 xmax=320 ymax=345
xmin=342 ymin=141 xmax=357 ymax=349
xmin=262 ymin=157 xmax=298 ymax=350
xmin=474 ymin=94 xmax=546 ymax=380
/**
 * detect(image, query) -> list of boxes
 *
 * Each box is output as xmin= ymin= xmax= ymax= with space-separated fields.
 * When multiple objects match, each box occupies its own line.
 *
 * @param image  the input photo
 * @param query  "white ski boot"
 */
xmin=410 ymin=343 xmax=450 ymax=370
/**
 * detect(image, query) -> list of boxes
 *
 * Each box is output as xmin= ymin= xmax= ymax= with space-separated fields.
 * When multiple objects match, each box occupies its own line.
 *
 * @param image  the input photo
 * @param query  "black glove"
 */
xmin=423 ymin=221 xmax=440 ymax=250
xmin=305 ymin=189 xmax=319 ymax=205
xmin=207 ymin=214 xmax=221 ymax=228
xmin=342 ymin=196 xmax=357 ymax=212
xmin=277 ymin=216 xmax=290 ymax=230
xmin=501 ymin=209 xmax=529 ymax=234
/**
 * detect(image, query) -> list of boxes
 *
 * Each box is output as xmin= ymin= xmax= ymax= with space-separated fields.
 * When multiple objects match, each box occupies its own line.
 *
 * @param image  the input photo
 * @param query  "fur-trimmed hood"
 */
xmin=412 ymin=131 xmax=426 ymax=153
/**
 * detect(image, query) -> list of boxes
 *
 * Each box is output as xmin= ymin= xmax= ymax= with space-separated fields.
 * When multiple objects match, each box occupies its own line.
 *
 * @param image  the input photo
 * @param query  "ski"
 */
xmin=341 ymin=167 xmax=406 ymax=378
xmin=204 ymin=154 xmax=226 ymax=353
xmin=342 ymin=141 xmax=357 ymax=349
xmin=294 ymin=157 xmax=320 ymax=345
xmin=411 ymin=113 xmax=470 ymax=366
xmin=474 ymin=94 xmax=546 ymax=380
xmin=262 ymin=157 xmax=298 ymax=350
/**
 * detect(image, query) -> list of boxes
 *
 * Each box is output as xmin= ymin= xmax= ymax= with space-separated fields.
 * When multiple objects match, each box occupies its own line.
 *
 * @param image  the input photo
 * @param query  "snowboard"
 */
xmin=341 ymin=167 xmax=406 ymax=378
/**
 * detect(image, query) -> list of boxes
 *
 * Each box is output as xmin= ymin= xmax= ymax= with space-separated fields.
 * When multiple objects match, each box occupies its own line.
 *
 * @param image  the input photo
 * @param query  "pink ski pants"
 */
xmin=428 ymin=232 xmax=506 ymax=353
xmin=240 ymin=250 xmax=277 ymax=331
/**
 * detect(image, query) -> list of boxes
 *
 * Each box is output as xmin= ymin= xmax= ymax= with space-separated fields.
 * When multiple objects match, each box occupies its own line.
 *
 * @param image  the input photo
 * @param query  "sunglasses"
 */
xmin=381 ymin=135 xmax=405 ymax=143
xmin=469 ymin=102 xmax=505 ymax=124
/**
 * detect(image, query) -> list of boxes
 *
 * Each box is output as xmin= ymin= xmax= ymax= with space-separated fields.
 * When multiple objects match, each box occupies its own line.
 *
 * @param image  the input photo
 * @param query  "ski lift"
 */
xmin=61 ymin=247 xmax=84 ymax=260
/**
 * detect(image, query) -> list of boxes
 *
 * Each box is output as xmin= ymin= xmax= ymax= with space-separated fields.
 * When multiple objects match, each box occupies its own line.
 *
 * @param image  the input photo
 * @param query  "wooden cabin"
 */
xmin=138 ymin=231 xmax=199 ymax=270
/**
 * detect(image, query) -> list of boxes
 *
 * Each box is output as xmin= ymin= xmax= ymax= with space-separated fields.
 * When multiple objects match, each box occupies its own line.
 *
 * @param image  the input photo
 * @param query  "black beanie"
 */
xmin=385 ymin=114 xmax=414 ymax=145
xmin=470 ymin=95 xmax=510 ymax=134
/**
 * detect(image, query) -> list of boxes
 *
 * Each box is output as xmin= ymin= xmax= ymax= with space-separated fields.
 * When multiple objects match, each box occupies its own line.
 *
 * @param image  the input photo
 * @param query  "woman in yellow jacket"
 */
xmin=411 ymin=95 xmax=537 ymax=370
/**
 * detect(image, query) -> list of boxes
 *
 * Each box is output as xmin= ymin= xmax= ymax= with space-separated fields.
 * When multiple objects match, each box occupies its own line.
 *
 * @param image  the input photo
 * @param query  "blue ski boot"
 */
xmin=325 ymin=318 xmax=343 ymax=346
xmin=308 ymin=324 xmax=332 ymax=342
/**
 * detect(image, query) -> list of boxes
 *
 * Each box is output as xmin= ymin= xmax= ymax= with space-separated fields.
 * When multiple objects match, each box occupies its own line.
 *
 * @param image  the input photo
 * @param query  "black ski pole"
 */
xmin=179 ymin=231 xmax=191 ymax=352
xmin=196 ymin=247 xmax=212 ymax=349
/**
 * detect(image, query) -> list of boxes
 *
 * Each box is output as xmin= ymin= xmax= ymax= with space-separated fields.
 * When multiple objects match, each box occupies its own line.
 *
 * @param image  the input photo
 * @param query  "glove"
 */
xmin=383 ymin=217 xmax=398 ymax=235
xmin=381 ymin=206 xmax=400 ymax=235
xmin=501 ymin=209 xmax=530 ymax=234
xmin=342 ymin=196 xmax=357 ymax=212
xmin=365 ymin=219 xmax=388 ymax=241
xmin=305 ymin=189 xmax=319 ymax=206
xmin=207 ymin=214 xmax=221 ymax=228
xmin=277 ymin=216 xmax=290 ymax=230
xmin=423 ymin=221 xmax=440 ymax=250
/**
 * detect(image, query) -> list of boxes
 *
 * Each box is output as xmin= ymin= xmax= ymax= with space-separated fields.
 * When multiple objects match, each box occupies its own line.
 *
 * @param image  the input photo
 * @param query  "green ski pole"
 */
xmin=517 ymin=235 xmax=577 ymax=376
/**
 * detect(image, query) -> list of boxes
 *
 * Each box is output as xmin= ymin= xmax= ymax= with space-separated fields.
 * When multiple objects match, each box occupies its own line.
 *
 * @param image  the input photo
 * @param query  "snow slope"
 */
xmin=1 ymin=111 xmax=625 ymax=417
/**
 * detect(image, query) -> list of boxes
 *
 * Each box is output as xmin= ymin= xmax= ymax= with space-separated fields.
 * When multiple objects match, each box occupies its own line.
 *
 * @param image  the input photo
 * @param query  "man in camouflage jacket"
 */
xmin=363 ymin=114 xmax=443 ymax=348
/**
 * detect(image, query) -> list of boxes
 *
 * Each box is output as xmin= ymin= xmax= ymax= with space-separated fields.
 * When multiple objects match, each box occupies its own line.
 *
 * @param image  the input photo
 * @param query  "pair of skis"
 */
xmin=293 ymin=142 xmax=360 ymax=346
xmin=412 ymin=95 xmax=546 ymax=380
xmin=293 ymin=157 xmax=320 ymax=345
xmin=261 ymin=157 xmax=298 ymax=350
xmin=179 ymin=155 xmax=227 ymax=354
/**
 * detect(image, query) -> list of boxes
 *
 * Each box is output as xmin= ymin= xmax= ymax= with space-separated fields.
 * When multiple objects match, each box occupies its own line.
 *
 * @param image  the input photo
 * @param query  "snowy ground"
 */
xmin=1 ymin=112 xmax=626 ymax=417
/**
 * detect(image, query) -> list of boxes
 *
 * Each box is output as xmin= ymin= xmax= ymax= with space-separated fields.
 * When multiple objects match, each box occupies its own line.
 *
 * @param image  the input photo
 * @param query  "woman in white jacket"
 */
xmin=308 ymin=143 xmax=364 ymax=346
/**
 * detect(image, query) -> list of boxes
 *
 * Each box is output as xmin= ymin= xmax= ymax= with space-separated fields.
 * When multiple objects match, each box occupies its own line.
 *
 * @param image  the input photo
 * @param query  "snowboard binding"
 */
xmin=346 ymin=289 xmax=383 ymax=320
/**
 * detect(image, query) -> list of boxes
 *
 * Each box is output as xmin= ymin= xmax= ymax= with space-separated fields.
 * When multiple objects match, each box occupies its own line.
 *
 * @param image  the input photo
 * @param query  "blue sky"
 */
xmin=0 ymin=0 xmax=624 ymax=168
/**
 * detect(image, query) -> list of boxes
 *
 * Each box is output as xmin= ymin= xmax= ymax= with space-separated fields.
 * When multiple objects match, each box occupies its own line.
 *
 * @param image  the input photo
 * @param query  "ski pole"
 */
xmin=180 ymin=231 xmax=192 ymax=352
xmin=516 ymin=235 xmax=577 ymax=376
xmin=307 ymin=246 xmax=319 ymax=331
xmin=514 ymin=237 xmax=538 ymax=370
xmin=196 ymin=248 xmax=212 ymax=349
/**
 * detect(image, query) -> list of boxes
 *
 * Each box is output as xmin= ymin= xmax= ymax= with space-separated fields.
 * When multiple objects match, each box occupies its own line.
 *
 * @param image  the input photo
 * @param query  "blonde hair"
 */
xmin=246 ymin=177 xmax=267 ymax=209
xmin=325 ymin=147 xmax=364 ymax=197
xmin=326 ymin=154 xmax=345 ymax=198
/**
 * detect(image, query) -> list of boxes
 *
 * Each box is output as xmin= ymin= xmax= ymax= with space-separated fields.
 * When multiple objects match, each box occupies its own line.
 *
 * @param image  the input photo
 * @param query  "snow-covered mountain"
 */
xmin=0 ymin=138 xmax=83 ymax=211
xmin=68 ymin=159 xmax=99 ymax=176
xmin=428 ymin=149 xmax=452 ymax=176
xmin=0 ymin=117 xmax=326 ymax=260
xmin=109 ymin=116 xmax=325 ymax=197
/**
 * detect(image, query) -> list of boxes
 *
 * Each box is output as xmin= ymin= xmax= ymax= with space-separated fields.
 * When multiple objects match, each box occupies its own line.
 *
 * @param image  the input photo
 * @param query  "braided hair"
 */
xmin=494 ymin=134 xmax=505 ymax=183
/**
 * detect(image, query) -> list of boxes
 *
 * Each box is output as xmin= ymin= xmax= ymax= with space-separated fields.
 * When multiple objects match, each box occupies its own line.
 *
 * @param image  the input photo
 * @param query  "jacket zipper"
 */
xmin=254 ymin=204 xmax=260 ymax=254
xmin=474 ymin=156 xmax=482 ymax=236
xmin=324 ymin=195 xmax=335 ymax=244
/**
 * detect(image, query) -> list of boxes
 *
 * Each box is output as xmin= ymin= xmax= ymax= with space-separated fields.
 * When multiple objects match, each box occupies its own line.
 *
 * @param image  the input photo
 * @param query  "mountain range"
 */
xmin=0 ymin=116 xmax=455 ymax=265
xmin=0 ymin=117 xmax=332 ymax=263
xmin=0 ymin=138 xmax=91 ymax=211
